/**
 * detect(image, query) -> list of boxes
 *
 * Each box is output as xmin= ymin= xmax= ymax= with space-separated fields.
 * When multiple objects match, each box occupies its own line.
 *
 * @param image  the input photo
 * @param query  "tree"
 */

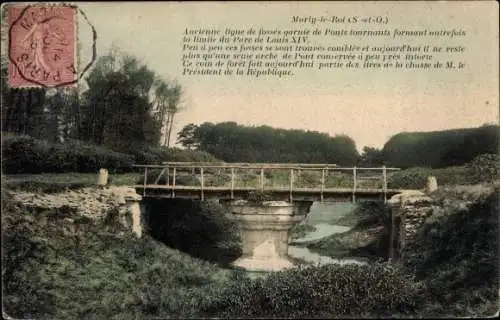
xmin=359 ymin=146 xmax=384 ymax=167
xmin=152 ymin=79 xmax=183 ymax=147
xmin=79 ymin=50 xmax=163 ymax=151
xmin=178 ymin=122 xmax=360 ymax=165
xmin=176 ymin=123 xmax=199 ymax=150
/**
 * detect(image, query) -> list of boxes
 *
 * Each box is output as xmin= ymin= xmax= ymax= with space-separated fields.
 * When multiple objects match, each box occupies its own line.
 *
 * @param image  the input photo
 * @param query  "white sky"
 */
xmin=75 ymin=1 xmax=499 ymax=151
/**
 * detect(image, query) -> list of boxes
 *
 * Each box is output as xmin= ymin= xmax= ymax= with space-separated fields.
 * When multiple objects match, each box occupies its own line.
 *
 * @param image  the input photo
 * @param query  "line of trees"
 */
xmin=177 ymin=122 xmax=361 ymax=165
xmin=176 ymin=122 xmax=499 ymax=168
xmin=1 ymin=48 xmax=183 ymax=153
xmin=381 ymin=125 xmax=499 ymax=169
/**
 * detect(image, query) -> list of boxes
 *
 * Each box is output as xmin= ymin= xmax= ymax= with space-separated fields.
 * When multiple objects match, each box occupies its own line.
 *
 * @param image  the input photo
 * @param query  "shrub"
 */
xmin=200 ymin=263 xmax=424 ymax=318
xmin=325 ymin=171 xmax=353 ymax=188
xmin=465 ymin=153 xmax=499 ymax=183
xmin=246 ymin=190 xmax=274 ymax=203
xmin=2 ymin=135 xmax=134 ymax=174
xmin=2 ymin=134 xmax=222 ymax=174
xmin=403 ymin=187 xmax=499 ymax=316
xmin=382 ymin=125 xmax=499 ymax=168
xmin=1 ymin=195 xmax=234 ymax=319
xmin=126 ymin=146 xmax=220 ymax=165
xmin=387 ymin=167 xmax=430 ymax=189
xmin=290 ymin=223 xmax=316 ymax=240
xmin=430 ymin=166 xmax=471 ymax=186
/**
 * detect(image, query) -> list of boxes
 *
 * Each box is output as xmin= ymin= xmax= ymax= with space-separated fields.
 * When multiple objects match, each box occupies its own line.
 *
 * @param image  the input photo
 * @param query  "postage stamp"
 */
xmin=7 ymin=4 xmax=77 ymax=88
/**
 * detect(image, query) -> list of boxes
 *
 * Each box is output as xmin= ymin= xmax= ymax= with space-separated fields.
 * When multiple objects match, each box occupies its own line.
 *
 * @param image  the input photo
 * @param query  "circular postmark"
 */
xmin=7 ymin=4 xmax=96 ymax=88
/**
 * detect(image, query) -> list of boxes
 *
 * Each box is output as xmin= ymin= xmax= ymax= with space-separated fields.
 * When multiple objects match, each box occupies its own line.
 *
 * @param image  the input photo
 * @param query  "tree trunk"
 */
xmin=166 ymin=112 xmax=175 ymax=148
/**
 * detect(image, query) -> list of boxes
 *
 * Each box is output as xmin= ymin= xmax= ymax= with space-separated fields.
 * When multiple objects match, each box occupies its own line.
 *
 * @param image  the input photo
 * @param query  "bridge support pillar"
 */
xmin=223 ymin=200 xmax=313 ymax=272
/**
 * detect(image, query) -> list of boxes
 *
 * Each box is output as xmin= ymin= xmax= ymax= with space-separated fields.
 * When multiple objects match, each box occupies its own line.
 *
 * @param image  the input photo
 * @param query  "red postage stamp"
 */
xmin=7 ymin=4 xmax=77 ymax=88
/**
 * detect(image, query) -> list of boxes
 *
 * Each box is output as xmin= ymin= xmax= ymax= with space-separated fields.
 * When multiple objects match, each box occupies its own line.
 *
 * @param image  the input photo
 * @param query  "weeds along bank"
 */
xmin=401 ymin=183 xmax=499 ymax=316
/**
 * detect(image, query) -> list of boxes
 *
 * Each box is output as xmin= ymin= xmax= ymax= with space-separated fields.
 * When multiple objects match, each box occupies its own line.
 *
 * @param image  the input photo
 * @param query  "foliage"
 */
xmin=3 ymin=173 xmax=141 ymax=193
xmin=427 ymin=165 xmax=471 ymax=186
xmin=79 ymin=53 xmax=161 ymax=151
xmin=177 ymin=122 xmax=360 ymax=165
xmin=246 ymin=190 xmax=274 ymax=204
xmin=387 ymin=167 xmax=430 ymax=189
xmin=143 ymin=198 xmax=242 ymax=266
xmin=382 ymin=125 xmax=499 ymax=169
xmin=152 ymin=78 xmax=183 ymax=147
xmin=359 ymin=146 xmax=385 ymax=166
xmin=127 ymin=145 xmax=219 ymax=165
xmin=2 ymin=134 xmax=134 ymax=174
xmin=176 ymin=123 xmax=199 ymax=150
xmin=200 ymin=263 xmax=424 ymax=318
xmin=2 ymin=195 xmax=235 ymax=319
xmin=1 ymin=48 xmax=183 ymax=153
xmin=402 ymin=187 xmax=499 ymax=316
xmin=290 ymin=223 xmax=317 ymax=240
xmin=1 ymin=133 xmax=221 ymax=174
xmin=465 ymin=153 xmax=499 ymax=183
xmin=388 ymin=158 xmax=499 ymax=189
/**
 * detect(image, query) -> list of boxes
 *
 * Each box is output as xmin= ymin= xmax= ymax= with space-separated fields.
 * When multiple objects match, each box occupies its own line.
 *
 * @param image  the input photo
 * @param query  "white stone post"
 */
xmin=97 ymin=168 xmax=109 ymax=188
xmin=426 ymin=176 xmax=438 ymax=194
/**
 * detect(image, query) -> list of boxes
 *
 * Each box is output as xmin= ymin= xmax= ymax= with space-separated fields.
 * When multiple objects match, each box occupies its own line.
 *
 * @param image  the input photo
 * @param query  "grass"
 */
xmin=3 ymin=172 xmax=142 ymax=192
xmin=290 ymin=223 xmax=317 ymax=240
xmin=2 ymin=195 xmax=242 ymax=319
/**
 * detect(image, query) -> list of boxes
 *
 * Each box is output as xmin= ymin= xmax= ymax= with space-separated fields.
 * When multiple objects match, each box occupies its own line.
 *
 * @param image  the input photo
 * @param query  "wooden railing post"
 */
xmin=172 ymin=167 xmax=176 ymax=198
xmin=260 ymin=167 xmax=264 ymax=191
xmin=289 ymin=168 xmax=294 ymax=202
xmin=383 ymin=165 xmax=387 ymax=203
xmin=200 ymin=167 xmax=204 ymax=201
xmin=143 ymin=167 xmax=148 ymax=196
xmin=165 ymin=167 xmax=169 ymax=185
xmin=320 ymin=168 xmax=325 ymax=202
xmin=389 ymin=208 xmax=395 ymax=262
xmin=352 ymin=166 xmax=357 ymax=203
xmin=230 ymin=167 xmax=235 ymax=199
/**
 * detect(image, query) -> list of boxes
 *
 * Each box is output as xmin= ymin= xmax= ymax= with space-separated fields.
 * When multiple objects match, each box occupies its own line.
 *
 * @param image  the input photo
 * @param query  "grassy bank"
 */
xmin=401 ymin=183 xmax=499 ymax=316
xmin=299 ymin=183 xmax=499 ymax=317
xmin=3 ymin=172 xmax=141 ymax=193
xmin=2 ymin=193 xmax=240 ymax=319
xmin=290 ymin=223 xmax=317 ymax=240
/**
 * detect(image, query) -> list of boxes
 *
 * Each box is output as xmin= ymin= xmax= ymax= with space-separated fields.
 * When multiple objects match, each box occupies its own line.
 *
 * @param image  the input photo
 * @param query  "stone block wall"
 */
xmin=388 ymin=190 xmax=437 ymax=259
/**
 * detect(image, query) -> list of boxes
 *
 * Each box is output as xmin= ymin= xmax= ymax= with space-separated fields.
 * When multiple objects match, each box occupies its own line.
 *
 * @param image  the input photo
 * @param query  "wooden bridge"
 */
xmin=131 ymin=162 xmax=403 ymax=203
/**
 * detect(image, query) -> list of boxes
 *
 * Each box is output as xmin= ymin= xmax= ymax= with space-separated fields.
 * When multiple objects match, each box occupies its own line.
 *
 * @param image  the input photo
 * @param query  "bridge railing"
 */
xmin=131 ymin=163 xmax=400 ymax=202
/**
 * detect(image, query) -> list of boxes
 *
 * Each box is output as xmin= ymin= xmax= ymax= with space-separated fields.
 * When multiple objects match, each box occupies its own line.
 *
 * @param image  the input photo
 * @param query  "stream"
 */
xmin=245 ymin=202 xmax=368 ymax=279
xmin=289 ymin=202 xmax=368 ymax=266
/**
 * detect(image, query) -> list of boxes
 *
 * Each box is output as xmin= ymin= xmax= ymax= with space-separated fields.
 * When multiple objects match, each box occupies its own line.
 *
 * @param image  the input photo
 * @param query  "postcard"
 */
xmin=2 ymin=1 xmax=499 ymax=319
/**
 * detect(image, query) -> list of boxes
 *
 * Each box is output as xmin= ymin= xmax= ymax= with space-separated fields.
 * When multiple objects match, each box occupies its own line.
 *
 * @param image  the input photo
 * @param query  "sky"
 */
xmin=75 ymin=1 xmax=498 ymax=152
